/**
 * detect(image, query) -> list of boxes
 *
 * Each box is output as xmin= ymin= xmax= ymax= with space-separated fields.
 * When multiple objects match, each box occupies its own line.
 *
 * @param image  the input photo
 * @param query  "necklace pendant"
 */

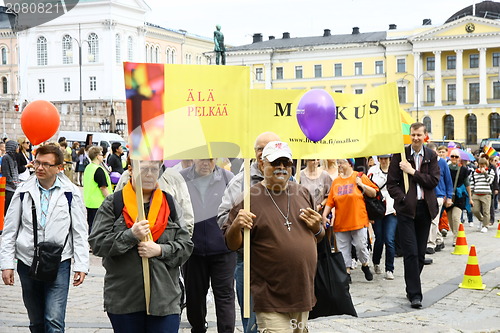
xmin=284 ymin=219 xmax=292 ymax=231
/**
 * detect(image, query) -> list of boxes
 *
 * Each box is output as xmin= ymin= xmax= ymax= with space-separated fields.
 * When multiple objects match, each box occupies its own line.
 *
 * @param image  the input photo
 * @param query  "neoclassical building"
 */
xmin=4 ymin=0 xmax=212 ymax=140
xmin=224 ymin=1 xmax=500 ymax=147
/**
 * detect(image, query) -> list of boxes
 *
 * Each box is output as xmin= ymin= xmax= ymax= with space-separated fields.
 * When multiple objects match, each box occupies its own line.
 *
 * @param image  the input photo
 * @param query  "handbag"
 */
xmin=28 ymin=194 xmax=73 ymax=282
xmin=309 ymin=228 xmax=357 ymax=319
xmin=357 ymin=172 xmax=386 ymax=220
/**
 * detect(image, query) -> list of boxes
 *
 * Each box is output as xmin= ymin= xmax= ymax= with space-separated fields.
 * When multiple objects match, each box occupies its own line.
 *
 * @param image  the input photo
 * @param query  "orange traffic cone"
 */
xmin=495 ymin=222 xmax=500 ymax=238
xmin=459 ymin=245 xmax=486 ymax=290
xmin=452 ymin=223 xmax=469 ymax=255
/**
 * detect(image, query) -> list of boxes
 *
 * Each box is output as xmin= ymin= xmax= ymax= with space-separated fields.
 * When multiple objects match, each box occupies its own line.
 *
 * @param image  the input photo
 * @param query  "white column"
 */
xmin=455 ymin=49 xmax=464 ymax=105
xmin=479 ymin=47 xmax=487 ymax=104
xmin=264 ymin=62 xmax=272 ymax=89
xmin=413 ymin=52 xmax=420 ymax=109
xmin=434 ymin=51 xmax=442 ymax=106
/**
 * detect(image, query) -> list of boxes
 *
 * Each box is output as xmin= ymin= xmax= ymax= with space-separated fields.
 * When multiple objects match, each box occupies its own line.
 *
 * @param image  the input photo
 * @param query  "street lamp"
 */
xmin=116 ymin=119 xmax=126 ymax=135
xmin=99 ymin=118 xmax=110 ymax=132
xmin=399 ymin=72 xmax=434 ymax=122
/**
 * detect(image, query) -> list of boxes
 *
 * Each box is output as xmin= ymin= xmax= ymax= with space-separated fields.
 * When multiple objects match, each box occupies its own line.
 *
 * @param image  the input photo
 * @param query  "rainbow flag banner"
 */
xmin=400 ymin=109 xmax=414 ymax=145
xmin=124 ymin=63 xmax=406 ymax=160
xmin=484 ymin=145 xmax=499 ymax=157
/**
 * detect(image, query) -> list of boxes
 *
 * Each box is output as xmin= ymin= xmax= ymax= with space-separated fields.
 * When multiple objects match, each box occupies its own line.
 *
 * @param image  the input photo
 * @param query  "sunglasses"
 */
xmin=450 ymin=155 xmax=460 ymax=158
xmin=269 ymin=158 xmax=293 ymax=167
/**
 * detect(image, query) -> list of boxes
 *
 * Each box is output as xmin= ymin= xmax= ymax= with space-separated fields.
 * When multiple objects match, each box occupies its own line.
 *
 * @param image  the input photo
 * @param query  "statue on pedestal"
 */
xmin=214 ymin=24 xmax=226 ymax=65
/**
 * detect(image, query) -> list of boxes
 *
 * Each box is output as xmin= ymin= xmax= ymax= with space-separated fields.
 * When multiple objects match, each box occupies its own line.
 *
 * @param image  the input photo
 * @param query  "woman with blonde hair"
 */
xmin=319 ymin=159 xmax=339 ymax=180
xmin=16 ymin=136 xmax=33 ymax=181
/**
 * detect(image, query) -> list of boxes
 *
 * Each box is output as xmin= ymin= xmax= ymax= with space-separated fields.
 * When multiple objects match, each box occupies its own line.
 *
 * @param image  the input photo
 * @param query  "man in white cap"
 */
xmin=223 ymin=141 xmax=323 ymax=332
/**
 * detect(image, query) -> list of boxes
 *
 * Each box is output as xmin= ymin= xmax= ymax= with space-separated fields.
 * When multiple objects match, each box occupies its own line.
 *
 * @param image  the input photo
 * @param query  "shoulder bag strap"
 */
xmin=62 ymin=192 xmax=73 ymax=248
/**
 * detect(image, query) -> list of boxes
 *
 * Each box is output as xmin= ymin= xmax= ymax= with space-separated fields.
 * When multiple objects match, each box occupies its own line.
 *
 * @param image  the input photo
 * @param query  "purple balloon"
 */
xmin=296 ymin=90 xmax=336 ymax=142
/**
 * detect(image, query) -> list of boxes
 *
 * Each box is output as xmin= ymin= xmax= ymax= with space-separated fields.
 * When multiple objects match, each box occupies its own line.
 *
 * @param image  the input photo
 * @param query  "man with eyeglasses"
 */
xmin=446 ymin=149 xmax=473 ymax=240
xmin=180 ymin=158 xmax=235 ymax=332
xmin=0 ymin=144 xmax=89 ymax=332
xmin=223 ymin=141 xmax=323 ymax=332
xmin=387 ymin=123 xmax=440 ymax=309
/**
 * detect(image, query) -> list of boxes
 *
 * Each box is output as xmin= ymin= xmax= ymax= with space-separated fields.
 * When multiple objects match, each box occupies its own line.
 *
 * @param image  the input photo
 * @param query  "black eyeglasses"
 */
xmin=450 ymin=155 xmax=460 ymax=158
xmin=269 ymin=158 xmax=293 ymax=167
xmin=33 ymin=160 xmax=58 ymax=169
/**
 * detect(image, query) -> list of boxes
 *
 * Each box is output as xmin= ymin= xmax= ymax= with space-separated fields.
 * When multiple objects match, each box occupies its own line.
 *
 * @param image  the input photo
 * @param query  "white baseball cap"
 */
xmin=262 ymin=141 xmax=292 ymax=162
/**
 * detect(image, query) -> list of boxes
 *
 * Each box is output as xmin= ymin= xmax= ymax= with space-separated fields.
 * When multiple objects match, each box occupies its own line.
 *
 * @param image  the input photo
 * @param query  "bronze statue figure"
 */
xmin=214 ymin=24 xmax=226 ymax=65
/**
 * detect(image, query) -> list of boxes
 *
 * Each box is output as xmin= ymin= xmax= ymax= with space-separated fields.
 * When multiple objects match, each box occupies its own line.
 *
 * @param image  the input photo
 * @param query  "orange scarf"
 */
xmin=122 ymin=182 xmax=170 ymax=242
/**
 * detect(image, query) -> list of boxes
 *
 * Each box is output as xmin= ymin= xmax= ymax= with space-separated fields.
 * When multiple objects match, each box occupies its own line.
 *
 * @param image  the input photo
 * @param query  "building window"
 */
xmin=466 ymin=114 xmax=477 ymax=145
xmin=2 ymin=77 xmax=7 ymax=94
xmin=89 ymin=76 xmax=96 ymax=91
xmin=295 ymin=66 xmax=302 ymax=79
xmin=1 ymin=47 xmax=7 ymax=65
xmin=63 ymin=77 xmax=70 ymax=92
xmin=88 ymin=33 xmax=98 ymax=63
xmin=447 ymin=84 xmax=456 ymax=101
xmin=443 ymin=115 xmax=454 ymax=140
xmin=469 ymin=54 xmax=479 ymax=68
xmin=196 ymin=55 xmax=202 ymax=65
xmin=276 ymin=67 xmax=283 ymax=80
xmin=334 ymin=90 xmax=343 ymax=93
xmin=37 ymin=36 xmax=48 ymax=66
xmin=355 ymin=62 xmax=362 ymax=76
xmin=397 ymin=58 xmax=406 ymax=73
xmin=426 ymin=57 xmax=435 ymax=71
xmin=375 ymin=60 xmax=383 ymax=74
xmin=115 ymin=34 xmax=121 ymax=64
xmin=334 ymin=63 xmax=342 ymax=77
xmin=423 ymin=116 xmax=432 ymax=133
xmin=490 ymin=113 xmax=500 ymax=138
xmin=38 ymin=79 xmax=45 ymax=93
xmin=185 ymin=54 xmax=192 ymax=64
xmin=494 ymin=82 xmax=500 ymax=99
xmin=255 ymin=68 xmax=263 ymax=81
xmin=493 ymin=52 xmax=500 ymax=67
xmin=128 ymin=36 xmax=133 ymax=61
xmin=314 ymin=64 xmax=322 ymax=78
xmin=426 ymin=85 xmax=435 ymax=102
xmin=355 ymin=89 xmax=363 ymax=94
xmin=62 ymin=35 xmax=72 ymax=64
xmin=469 ymin=82 xmax=479 ymax=104
xmin=447 ymin=56 xmax=456 ymax=70
xmin=398 ymin=86 xmax=406 ymax=103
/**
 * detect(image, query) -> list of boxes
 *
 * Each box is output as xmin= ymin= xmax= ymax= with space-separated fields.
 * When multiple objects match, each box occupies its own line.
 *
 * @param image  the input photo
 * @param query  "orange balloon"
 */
xmin=21 ymin=100 xmax=60 ymax=145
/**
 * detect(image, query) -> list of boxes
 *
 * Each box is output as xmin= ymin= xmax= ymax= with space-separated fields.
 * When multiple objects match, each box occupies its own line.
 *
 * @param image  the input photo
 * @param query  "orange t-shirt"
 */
xmin=325 ymin=172 xmax=378 ymax=232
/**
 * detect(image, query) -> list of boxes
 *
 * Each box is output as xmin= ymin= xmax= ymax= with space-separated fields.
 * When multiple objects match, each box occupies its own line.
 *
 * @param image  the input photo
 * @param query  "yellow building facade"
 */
xmin=225 ymin=4 xmax=500 ymax=149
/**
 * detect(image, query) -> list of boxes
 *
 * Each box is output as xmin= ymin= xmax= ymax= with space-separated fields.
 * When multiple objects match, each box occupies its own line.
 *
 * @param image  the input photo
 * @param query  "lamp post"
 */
xmin=399 ymin=72 xmax=433 ymax=122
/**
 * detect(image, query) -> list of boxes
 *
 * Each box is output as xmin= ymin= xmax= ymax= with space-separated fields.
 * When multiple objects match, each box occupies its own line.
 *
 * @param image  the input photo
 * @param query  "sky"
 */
xmin=146 ymin=0 xmax=479 ymax=46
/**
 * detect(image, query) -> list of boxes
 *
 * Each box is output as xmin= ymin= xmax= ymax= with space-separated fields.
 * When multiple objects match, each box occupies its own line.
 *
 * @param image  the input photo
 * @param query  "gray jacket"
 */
xmin=0 ymin=174 xmax=89 ymax=273
xmin=88 ymin=193 xmax=193 ymax=316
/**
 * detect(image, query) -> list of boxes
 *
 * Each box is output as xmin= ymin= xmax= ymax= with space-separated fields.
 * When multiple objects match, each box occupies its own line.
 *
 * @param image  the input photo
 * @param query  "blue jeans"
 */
xmin=17 ymin=259 xmax=71 ymax=333
xmin=235 ymin=253 xmax=257 ymax=333
xmin=372 ymin=214 xmax=398 ymax=272
xmin=107 ymin=311 xmax=180 ymax=333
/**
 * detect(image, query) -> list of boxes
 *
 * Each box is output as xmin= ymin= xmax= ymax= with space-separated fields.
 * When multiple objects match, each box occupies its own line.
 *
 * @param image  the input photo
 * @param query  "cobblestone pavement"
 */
xmin=1 ymin=217 xmax=500 ymax=333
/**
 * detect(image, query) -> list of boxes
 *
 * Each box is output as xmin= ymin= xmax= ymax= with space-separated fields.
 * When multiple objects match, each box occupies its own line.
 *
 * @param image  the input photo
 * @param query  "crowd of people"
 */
xmin=0 ymin=125 xmax=499 ymax=332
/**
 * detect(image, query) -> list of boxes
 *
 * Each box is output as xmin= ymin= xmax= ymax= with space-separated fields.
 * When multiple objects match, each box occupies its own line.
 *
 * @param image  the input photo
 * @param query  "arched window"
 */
xmin=88 ymin=33 xmax=98 ymax=62
xmin=154 ymin=46 xmax=159 ymax=63
xmin=37 ymin=36 xmax=47 ymax=66
xmin=145 ymin=44 xmax=149 ymax=62
xmin=490 ymin=113 xmax=500 ymax=138
xmin=1 ymin=47 xmax=7 ymax=65
xmin=423 ymin=116 xmax=432 ymax=133
xmin=2 ymin=77 xmax=7 ymax=94
xmin=115 ymin=34 xmax=121 ymax=64
xmin=128 ymin=36 xmax=133 ymax=61
xmin=171 ymin=49 xmax=175 ymax=64
xmin=62 ymin=35 xmax=72 ymax=64
xmin=443 ymin=115 xmax=454 ymax=140
xmin=466 ymin=114 xmax=477 ymax=145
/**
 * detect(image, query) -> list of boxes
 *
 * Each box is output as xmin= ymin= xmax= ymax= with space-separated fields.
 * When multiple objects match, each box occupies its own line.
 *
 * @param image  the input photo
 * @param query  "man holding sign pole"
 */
xmin=223 ymin=141 xmax=323 ymax=332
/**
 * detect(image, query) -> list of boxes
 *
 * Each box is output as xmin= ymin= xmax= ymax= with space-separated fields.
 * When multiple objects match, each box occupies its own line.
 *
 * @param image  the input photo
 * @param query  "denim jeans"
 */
xmin=107 ymin=311 xmax=180 ymax=333
xmin=235 ymin=253 xmax=257 ymax=333
xmin=17 ymin=259 xmax=71 ymax=333
xmin=372 ymin=214 xmax=398 ymax=272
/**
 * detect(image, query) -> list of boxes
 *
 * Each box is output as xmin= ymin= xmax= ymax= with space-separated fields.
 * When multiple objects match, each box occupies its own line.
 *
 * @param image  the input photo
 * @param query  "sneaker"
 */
xmin=435 ymin=243 xmax=445 ymax=252
xmin=385 ymin=271 xmax=394 ymax=280
xmin=362 ymin=265 xmax=373 ymax=281
xmin=426 ymin=247 xmax=435 ymax=254
xmin=374 ymin=264 xmax=382 ymax=274
xmin=481 ymin=227 xmax=488 ymax=233
xmin=440 ymin=229 xmax=448 ymax=237
xmin=469 ymin=222 xmax=474 ymax=228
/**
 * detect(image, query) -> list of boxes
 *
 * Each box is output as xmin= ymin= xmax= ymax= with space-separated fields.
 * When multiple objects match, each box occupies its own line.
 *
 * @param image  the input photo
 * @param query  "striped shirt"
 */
xmin=36 ymin=178 xmax=62 ymax=227
xmin=470 ymin=168 xmax=495 ymax=195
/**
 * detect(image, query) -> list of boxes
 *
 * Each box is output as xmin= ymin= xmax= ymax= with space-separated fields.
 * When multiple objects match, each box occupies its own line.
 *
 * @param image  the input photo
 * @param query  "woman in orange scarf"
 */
xmin=89 ymin=160 xmax=193 ymax=333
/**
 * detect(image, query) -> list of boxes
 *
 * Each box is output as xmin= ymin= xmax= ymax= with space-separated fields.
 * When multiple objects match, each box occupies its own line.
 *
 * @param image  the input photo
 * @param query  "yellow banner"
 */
xmin=125 ymin=63 xmax=405 ymax=159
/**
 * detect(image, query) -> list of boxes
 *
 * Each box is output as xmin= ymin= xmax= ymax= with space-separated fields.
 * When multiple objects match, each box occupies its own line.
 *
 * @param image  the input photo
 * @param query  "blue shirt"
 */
xmin=435 ymin=157 xmax=453 ymax=199
xmin=36 ymin=177 xmax=62 ymax=227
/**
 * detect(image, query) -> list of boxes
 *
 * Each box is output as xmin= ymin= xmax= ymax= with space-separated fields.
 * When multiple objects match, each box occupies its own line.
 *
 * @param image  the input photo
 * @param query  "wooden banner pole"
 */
xmin=243 ymin=158 xmax=251 ymax=318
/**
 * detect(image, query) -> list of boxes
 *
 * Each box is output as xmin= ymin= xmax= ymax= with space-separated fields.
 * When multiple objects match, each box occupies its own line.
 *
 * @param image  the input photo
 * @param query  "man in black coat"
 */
xmin=387 ymin=122 xmax=440 ymax=309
